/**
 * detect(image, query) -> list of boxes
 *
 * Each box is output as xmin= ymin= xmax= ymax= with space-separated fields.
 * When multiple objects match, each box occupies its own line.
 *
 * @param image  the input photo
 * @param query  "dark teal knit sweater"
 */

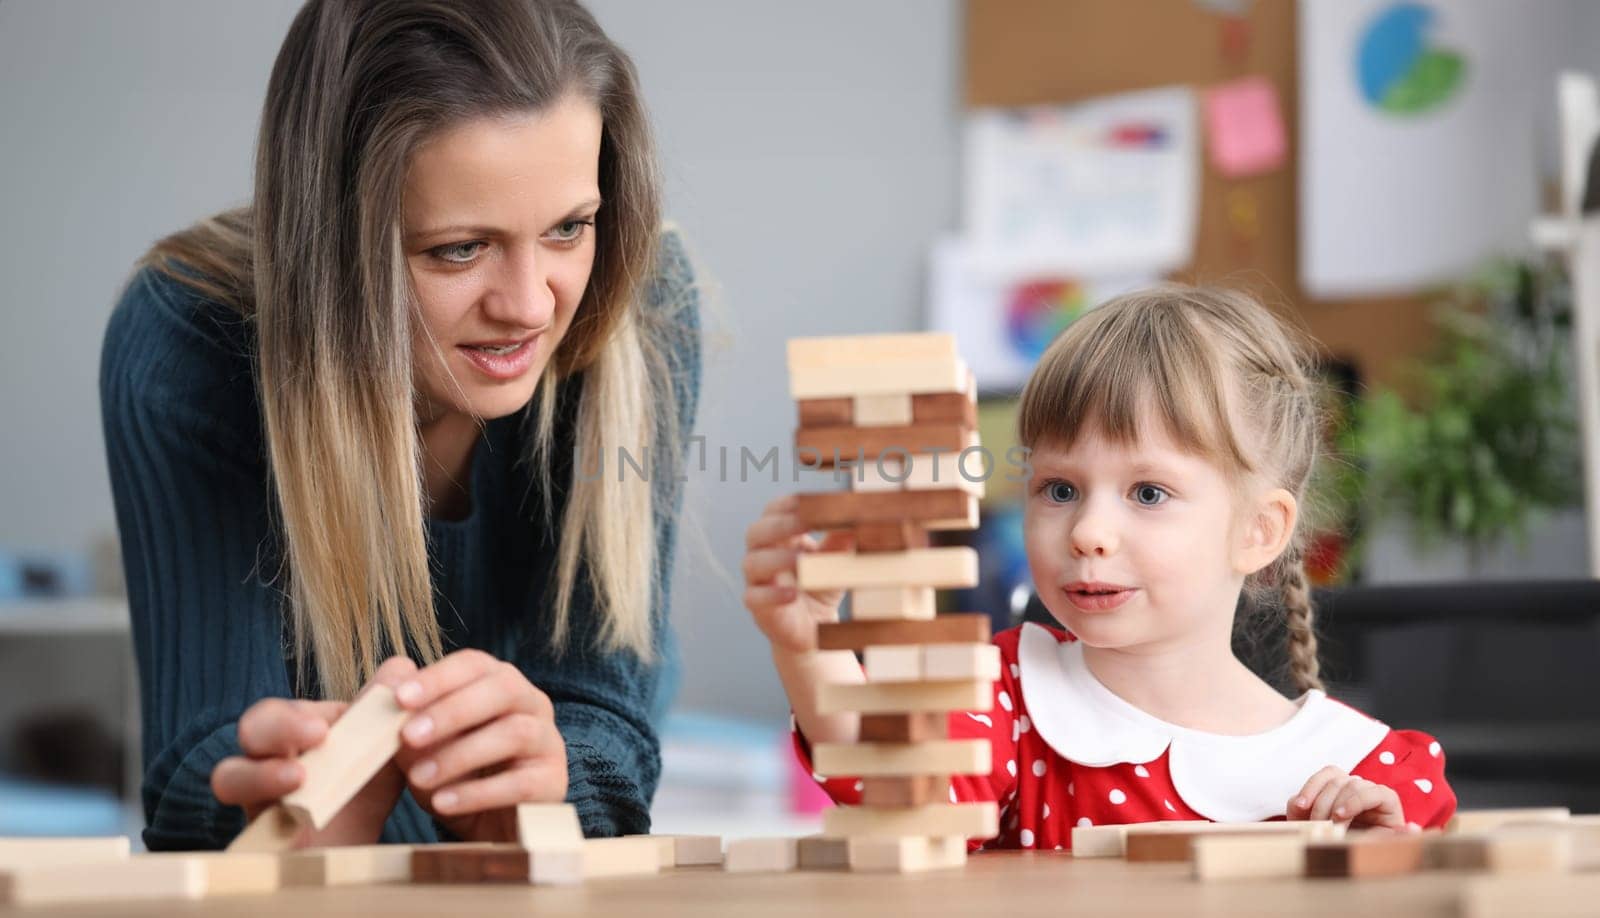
xmin=99 ymin=231 xmax=699 ymax=851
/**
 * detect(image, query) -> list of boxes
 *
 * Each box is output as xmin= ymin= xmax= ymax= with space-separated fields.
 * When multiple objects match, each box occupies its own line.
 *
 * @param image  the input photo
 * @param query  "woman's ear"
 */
xmin=1233 ymin=487 xmax=1298 ymax=576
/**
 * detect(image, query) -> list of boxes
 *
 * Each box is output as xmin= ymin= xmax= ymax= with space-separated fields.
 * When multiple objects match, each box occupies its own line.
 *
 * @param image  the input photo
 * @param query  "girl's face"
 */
xmin=1022 ymin=420 xmax=1292 ymax=652
xmin=402 ymin=93 xmax=603 ymax=423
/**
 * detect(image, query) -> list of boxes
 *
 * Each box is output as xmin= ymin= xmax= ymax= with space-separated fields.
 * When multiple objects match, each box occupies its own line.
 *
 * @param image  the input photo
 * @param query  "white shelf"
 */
xmin=0 ymin=598 xmax=129 ymax=635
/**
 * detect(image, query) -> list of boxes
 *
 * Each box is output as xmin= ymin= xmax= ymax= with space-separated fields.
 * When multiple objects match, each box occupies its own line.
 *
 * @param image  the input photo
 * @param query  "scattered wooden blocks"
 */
xmin=817 ymin=678 xmax=993 ymax=716
xmin=1191 ymin=834 xmax=1308 ymax=880
xmin=861 ymin=776 xmax=949 ymax=808
xmin=283 ymin=844 xmax=415 ymax=886
xmin=1306 ymin=833 xmax=1427 ymax=878
xmin=1071 ymin=820 xmax=1333 ymax=860
xmin=1448 ymin=807 xmax=1571 ymax=834
xmin=0 ymin=836 xmax=130 ymax=869
xmin=0 ymin=855 xmax=204 ymax=906
xmin=813 ymin=739 xmax=990 ymax=777
xmin=663 ymin=835 xmax=724 ymax=867
xmin=822 ymin=802 xmax=998 ymax=840
xmin=797 ymin=836 xmax=851 ymax=870
xmin=515 ymin=802 xmax=584 ymax=850
xmin=817 ymin=614 xmax=990 ymax=651
xmin=847 ymin=836 xmax=966 ymax=873
xmin=724 ymin=837 xmax=798 ymax=873
xmin=1460 ymin=874 xmax=1600 ymax=918
xmin=575 ymin=837 xmax=665 ymax=880
xmin=1426 ymin=827 xmax=1573 ymax=873
xmin=860 ymin=712 xmax=948 ymax=743
xmin=797 ymin=546 xmax=978 ymax=591
xmin=412 ymin=844 xmax=566 ymax=885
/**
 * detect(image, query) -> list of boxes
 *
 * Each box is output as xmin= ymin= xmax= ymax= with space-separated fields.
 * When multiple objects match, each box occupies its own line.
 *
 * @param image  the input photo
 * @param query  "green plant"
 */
xmin=1337 ymin=258 xmax=1582 ymax=566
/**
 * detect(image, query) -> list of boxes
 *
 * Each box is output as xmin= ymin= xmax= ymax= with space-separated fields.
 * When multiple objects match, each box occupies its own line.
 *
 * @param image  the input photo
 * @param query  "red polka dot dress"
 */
xmin=793 ymin=623 xmax=1456 ymax=852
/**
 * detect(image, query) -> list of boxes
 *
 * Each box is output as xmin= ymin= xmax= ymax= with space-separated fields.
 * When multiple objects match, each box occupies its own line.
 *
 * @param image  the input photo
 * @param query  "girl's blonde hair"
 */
xmin=1018 ymin=285 xmax=1326 ymax=693
xmin=139 ymin=0 xmax=684 ymax=700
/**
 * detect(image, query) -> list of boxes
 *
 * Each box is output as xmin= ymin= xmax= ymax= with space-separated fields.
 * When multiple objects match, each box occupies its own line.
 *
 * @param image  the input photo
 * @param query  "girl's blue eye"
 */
xmin=1132 ymin=484 xmax=1169 ymax=506
xmin=1045 ymin=481 xmax=1077 ymax=503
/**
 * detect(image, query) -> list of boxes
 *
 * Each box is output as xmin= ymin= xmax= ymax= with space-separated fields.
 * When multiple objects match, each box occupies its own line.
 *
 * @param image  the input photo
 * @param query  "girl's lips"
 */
xmin=1062 ymin=586 xmax=1137 ymax=613
xmin=457 ymin=336 xmax=539 ymax=380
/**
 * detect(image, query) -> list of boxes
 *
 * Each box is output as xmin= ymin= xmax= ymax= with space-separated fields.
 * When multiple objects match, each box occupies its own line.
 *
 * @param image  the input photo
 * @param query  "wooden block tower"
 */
xmin=786 ymin=332 xmax=1000 ymax=873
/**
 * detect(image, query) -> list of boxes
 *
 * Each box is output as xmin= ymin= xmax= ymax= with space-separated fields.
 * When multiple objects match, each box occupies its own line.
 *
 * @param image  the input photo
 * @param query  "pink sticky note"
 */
xmin=1203 ymin=76 xmax=1286 ymax=178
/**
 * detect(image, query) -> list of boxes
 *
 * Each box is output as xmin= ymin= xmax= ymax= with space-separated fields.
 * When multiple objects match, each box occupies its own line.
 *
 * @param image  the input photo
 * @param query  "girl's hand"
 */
xmin=392 ymin=649 xmax=568 ymax=843
xmin=1287 ymin=766 xmax=1413 ymax=831
xmin=742 ymin=494 xmax=855 ymax=654
xmin=212 ymin=656 xmax=417 ymax=846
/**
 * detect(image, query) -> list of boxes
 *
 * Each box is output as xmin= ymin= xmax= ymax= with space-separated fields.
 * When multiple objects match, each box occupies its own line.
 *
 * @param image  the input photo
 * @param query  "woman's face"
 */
xmin=402 ymin=93 xmax=603 ymax=423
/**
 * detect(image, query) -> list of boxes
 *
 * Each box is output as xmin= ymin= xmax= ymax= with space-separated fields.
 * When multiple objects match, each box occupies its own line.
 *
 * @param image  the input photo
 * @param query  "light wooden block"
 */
xmin=788 ymin=333 xmax=957 ymax=371
xmin=283 ymin=844 xmax=413 ymax=886
xmin=0 ymin=836 xmax=130 ymax=869
xmin=227 ymin=806 xmax=301 ymax=853
xmin=1191 ymin=834 xmax=1307 ymax=880
xmin=790 ymin=359 xmax=970 ymax=401
xmin=1461 ymin=874 xmax=1600 ymax=918
xmin=230 ymin=685 xmax=408 ymax=851
xmin=1071 ymin=820 xmax=1331 ymax=859
xmin=1448 ymin=807 xmax=1571 ymax=834
xmin=922 ymin=643 xmax=1001 ymax=681
xmin=1306 ymin=833 xmax=1426 ymax=878
xmin=796 ymin=836 xmax=850 ymax=870
xmin=723 ymin=837 xmax=798 ymax=873
xmin=847 ymin=835 xmax=966 ymax=873
xmin=1426 ymin=827 xmax=1573 ymax=873
xmin=817 ymin=613 xmax=990 ymax=651
xmin=0 ymin=856 xmax=204 ymax=906
xmin=574 ymin=836 xmax=663 ymax=880
xmin=822 ymin=802 xmax=998 ymax=840
xmin=851 ymin=457 xmax=906 ymax=493
xmin=862 ymin=644 xmax=924 ymax=681
xmin=861 ymin=776 xmax=949 ymax=808
xmin=515 ymin=802 xmax=584 ymax=851
xmin=666 ymin=835 xmax=723 ymax=867
xmin=853 ymin=394 xmax=914 ymax=427
xmin=797 ymin=547 xmax=978 ymax=591
xmin=1071 ymin=823 xmax=1141 ymax=858
xmin=852 ymin=586 xmax=936 ymax=621
xmin=860 ymin=712 xmax=948 ymax=743
xmin=813 ymin=740 xmax=990 ymax=777
xmin=817 ymin=678 xmax=992 ymax=716
xmin=142 ymin=852 xmax=280 ymax=896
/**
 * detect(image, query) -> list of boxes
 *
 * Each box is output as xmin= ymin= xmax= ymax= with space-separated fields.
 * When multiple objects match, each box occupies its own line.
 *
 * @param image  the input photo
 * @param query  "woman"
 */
xmin=99 ymin=0 xmax=699 ymax=850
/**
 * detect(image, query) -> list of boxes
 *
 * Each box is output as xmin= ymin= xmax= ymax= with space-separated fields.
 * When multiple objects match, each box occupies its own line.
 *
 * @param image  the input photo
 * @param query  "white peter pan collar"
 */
xmin=1016 ymin=622 xmax=1391 ymax=823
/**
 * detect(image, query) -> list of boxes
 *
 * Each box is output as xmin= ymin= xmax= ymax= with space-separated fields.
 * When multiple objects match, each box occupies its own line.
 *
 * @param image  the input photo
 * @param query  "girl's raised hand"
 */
xmin=742 ymin=493 xmax=854 ymax=654
xmin=1287 ymin=766 xmax=1413 ymax=831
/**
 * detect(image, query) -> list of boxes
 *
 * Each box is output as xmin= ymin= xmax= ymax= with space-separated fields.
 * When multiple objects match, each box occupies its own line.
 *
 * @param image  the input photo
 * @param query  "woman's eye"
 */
xmin=1132 ymin=484 xmax=1170 ymax=506
xmin=548 ymin=219 xmax=593 ymax=243
xmin=432 ymin=241 xmax=485 ymax=264
xmin=1044 ymin=481 xmax=1077 ymax=503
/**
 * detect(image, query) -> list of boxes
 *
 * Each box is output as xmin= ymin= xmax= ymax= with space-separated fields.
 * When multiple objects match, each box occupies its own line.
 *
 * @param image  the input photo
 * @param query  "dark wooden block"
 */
xmin=1125 ymin=832 xmax=1199 ymax=863
xmin=1306 ymin=836 xmax=1426 ymax=878
xmin=854 ymin=521 xmax=930 ymax=553
xmin=861 ymin=775 xmax=949 ymax=807
xmin=412 ymin=847 xmax=533 ymax=884
xmin=798 ymin=398 xmax=853 ymax=428
xmin=795 ymin=489 xmax=974 ymax=529
xmin=817 ymin=614 xmax=990 ymax=651
xmin=795 ymin=423 xmax=969 ymax=469
xmin=860 ymin=712 xmax=949 ymax=743
xmin=911 ymin=392 xmax=977 ymax=428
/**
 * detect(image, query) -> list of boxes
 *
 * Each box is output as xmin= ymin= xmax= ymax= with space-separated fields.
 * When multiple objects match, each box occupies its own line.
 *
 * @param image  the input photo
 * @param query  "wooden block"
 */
xmin=851 ymin=585 xmax=936 ymax=620
xmin=789 ymin=358 xmax=969 ymax=400
xmin=912 ymin=392 xmax=977 ymax=428
xmin=797 ymin=547 xmax=977 ymax=591
xmin=1306 ymin=834 xmax=1426 ymax=878
xmin=283 ymin=844 xmax=414 ymax=886
xmin=227 ymin=805 xmax=301 ymax=853
xmin=853 ymin=394 xmax=914 ymax=426
xmin=798 ymin=397 xmax=852 ymax=428
xmin=850 ymin=458 xmax=907 ymax=494
xmin=574 ymin=836 xmax=663 ymax=880
xmin=852 ymin=520 xmax=929 ymax=552
xmin=412 ymin=845 xmax=530 ymax=884
xmin=822 ymin=802 xmax=998 ymax=840
xmin=817 ymin=678 xmax=992 ymax=715
xmin=922 ymin=643 xmax=1001 ymax=681
xmin=139 ymin=852 xmax=281 ymax=896
xmin=900 ymin=440 xmax=986 ymax=498
xmin=1448 ymin=807 xmax=1571 ymax=834
xmin=1114 ymin=820 xmax=1341 ymax=862
xmin=1191 ymin=834 xmax=1307 ymax=880
xmin=813 ymin=740 xmax=990 ymax=777
xmin=817 ymin=613 xmax=990 ymax=651
xmin=666 ymin=835 xmax=723 ymax=867
xmin=1071 ymin=823 xmax=1140 ymax=858
xmin=796 ymin=836 xmax=851 ymax=870
xmin=1460 ymin=874 xmax=1600 ymax=918
xmin=847 ymin=835 xmax=966 ymax=873
xmin=787 ymin=333 xmax=956 ymax=371
xmin=795 ymin=489 xmax=976 ymax=531
xmin=723 ymin=837 xmax=798 ymax=873
xmin=0 ymin=856 xmax=204 ymax=905
xmin=862 ymin=644 xmax=924 ymax=681
xmin=860 ymin=712 xmax=948 ymax=743
xmin=0 ymin=836 xmax=130 ymax=869
xmin=796 ymin=424 xmax=970 ymax=469
xmin=230 ymin=685 xmax=408 ymax=851
xmin=515 ymin=802 xmax=584 ymax=850
xmin=861 ymin=776 xmax=949 ymax=808
xmin=1426 ymin=827 xmax=1573 ymax=873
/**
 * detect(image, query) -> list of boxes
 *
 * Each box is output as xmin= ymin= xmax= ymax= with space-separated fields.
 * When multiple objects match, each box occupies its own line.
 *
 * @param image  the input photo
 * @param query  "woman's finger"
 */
xmin=367 ymin=655 xmax=420 ymax=691
xmin=237 ymin=699 xmax=345 ymax=758
xmin=409 ymin=713 xmax=554 ymax=791
xmin=393 ymin=648 xmax=502 ymax=711
xmin=402 ymin=663 xmax=551 ymax=750
xmin=211 ymin=755 xmax=302 ymax=807
xmin=431 ymin=760 xmax=567 ymax=816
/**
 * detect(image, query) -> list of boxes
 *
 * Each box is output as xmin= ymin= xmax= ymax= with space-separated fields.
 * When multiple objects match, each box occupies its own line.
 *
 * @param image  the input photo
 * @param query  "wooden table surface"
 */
xmin=4 ymin=850 xmax=1597 ymax=918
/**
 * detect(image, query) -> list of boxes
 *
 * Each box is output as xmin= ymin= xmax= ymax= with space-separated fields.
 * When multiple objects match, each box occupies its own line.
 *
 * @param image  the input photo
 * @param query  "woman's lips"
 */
xmin=457 ymin=336 xmax=539 ymax=380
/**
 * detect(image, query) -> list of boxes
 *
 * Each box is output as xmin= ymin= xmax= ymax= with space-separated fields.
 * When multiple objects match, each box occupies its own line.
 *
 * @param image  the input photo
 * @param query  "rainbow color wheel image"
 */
xmin=1006 ymin=279 xmax=1089 ymax=361
xmin=1356 ymin=3 xmax=1466 ymax=116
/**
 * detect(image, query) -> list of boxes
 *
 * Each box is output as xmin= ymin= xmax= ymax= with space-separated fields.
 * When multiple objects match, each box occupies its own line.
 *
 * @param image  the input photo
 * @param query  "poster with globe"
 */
xmin=1299 ymin=0 xmax=1572 ymax=297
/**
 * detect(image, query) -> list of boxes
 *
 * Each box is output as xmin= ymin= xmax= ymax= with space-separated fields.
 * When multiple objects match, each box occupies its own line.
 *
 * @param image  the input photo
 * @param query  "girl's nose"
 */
xmin=1069 ymin=506 xmax=1118 ymax=558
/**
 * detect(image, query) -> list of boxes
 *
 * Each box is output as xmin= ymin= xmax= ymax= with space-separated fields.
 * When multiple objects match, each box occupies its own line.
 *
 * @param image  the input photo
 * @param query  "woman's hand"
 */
xmin=392 ymin=649 xmax=567 ymax=843
xmin=212 ymin=656 xmax=418 ymax=846
xmin=742 ymin=494 xmax=854 ymax=654
xmin=1287 ymin=766 xmax=1412 ymax=831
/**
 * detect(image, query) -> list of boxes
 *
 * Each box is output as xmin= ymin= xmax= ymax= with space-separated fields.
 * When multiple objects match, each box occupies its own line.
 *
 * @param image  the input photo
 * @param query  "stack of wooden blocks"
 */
xmin=786 ymin=332 xmax=1000 ymax=873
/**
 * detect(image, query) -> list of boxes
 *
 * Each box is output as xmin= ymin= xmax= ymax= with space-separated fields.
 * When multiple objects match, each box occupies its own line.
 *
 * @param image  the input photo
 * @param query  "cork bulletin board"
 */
xmin=963 ymin=0 xmax=1435 ymax=386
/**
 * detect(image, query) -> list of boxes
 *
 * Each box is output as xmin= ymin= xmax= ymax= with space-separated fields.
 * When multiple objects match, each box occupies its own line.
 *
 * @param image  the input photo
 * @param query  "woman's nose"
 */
xmin=481 ymin=248 xmax=555 ymax=330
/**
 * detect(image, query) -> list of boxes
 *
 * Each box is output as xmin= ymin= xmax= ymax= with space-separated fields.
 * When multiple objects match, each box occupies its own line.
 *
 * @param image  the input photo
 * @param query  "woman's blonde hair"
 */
xmin=139 ymin=0 xmax=682 ymax=699
xmin=1017 ymin=285 xmax=1327 ymax=693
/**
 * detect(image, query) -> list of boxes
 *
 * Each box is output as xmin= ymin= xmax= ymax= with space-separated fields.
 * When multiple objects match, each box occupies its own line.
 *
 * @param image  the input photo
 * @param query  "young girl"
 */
xmin=742 ymin=286 xmax=1455 ymax=851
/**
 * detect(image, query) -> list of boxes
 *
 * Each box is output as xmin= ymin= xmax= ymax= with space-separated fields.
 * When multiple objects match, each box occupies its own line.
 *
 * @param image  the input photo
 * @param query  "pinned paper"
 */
xmin=1202 ymin=76 xmax=1286 ymax=177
